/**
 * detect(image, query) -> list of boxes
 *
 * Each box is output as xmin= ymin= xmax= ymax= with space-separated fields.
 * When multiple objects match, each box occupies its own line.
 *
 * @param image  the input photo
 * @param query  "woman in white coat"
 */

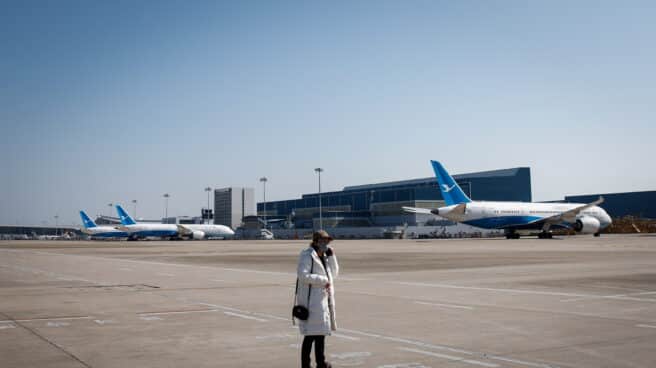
xmin=295 ymin=230 xmax=339 ymax=368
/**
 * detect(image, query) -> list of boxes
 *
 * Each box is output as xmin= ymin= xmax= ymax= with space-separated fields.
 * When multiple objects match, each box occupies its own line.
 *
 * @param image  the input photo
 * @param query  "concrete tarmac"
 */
xmin=1 ymin=234 xmax=655 ymax=368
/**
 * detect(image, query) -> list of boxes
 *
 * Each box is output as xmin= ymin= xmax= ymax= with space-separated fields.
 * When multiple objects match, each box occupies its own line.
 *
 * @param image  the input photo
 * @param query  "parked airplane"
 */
xmin=115 ymin=205 xmax=179 ymax=240
xmin=175 ymin=223 xmax=235 ymax=240
xmin=116 ymin=205 xmax=234 ymax=240
xmin=79 ymin=210 xmax=128 ymax=239
xmin=403 ymin=161 xmax=612 ymax=239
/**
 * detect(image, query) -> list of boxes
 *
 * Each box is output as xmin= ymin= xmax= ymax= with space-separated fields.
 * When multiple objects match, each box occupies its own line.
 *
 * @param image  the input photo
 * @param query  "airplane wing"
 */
xmin=518 ymin=196 xmax=605 ymax=231
xmin=176 ymin=224 xmax=192 ymax=235
xmin=402 ymin=206 xmax=433 ymax=215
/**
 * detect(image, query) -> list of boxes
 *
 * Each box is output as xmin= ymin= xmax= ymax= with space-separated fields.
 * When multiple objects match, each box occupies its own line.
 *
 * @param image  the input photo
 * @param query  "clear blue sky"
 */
xmin=1 ymin=1 xmax=654 ymax=226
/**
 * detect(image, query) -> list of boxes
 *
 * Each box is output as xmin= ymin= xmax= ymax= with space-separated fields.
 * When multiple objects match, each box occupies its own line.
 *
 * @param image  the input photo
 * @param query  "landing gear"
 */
xmin=538 ymin=232 xmax=553 ymax=239
xmin=505 ymin=231 xmax=520 ymax=239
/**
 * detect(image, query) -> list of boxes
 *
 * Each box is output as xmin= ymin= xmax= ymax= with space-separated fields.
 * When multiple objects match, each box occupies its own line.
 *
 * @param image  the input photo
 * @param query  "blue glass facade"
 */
xmin=258 ymin=167 xmax=532 ymax=228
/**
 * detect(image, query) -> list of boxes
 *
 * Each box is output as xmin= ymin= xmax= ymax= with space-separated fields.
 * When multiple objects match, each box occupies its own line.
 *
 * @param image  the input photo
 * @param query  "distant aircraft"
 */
xmin=175 ymin=223 xmax=235 ymax=240
xmin=115 ymin=205 xmax=179 ymax=240
xmin=79 ymin=210 xmax=128 ymax=239
xmin=403 ymin=161 xmax=612 ymax=239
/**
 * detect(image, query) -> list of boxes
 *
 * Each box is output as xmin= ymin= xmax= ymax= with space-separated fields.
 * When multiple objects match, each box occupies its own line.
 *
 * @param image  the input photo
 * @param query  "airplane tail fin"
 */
xmin=79 ymin=211 xmax=97 ymax=228
xmin=431 ymin=160 xmax=472 ymax=206
xmin=116 ymin=205 xmax=137 ymax=225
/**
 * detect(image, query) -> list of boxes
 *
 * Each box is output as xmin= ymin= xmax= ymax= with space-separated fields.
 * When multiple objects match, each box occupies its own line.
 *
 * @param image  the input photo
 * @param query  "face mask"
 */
xmin=317 ymin=243 xmax=329 ymax=253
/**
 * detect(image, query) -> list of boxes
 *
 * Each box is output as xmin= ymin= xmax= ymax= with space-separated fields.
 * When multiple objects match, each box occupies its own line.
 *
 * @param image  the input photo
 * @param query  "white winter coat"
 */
xmin=295 ymin=246 xmax=339 ymax=336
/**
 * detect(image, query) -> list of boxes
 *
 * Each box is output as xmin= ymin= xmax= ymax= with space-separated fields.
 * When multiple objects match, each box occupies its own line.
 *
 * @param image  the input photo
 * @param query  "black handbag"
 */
xmin=292 ymin=256 xmax=314 ymax=320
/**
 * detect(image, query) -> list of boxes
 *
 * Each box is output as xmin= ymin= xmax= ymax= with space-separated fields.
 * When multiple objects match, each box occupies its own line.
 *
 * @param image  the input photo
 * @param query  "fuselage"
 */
xmin=82 ymin=226 xmax=128 ymax=239
xmin=440 ymin=201 xmax=612 ymax=231
xmin=180 ymin=224 xmax=235 ymax=239
xmin=117 ymin=223 xmax=179 ymax=238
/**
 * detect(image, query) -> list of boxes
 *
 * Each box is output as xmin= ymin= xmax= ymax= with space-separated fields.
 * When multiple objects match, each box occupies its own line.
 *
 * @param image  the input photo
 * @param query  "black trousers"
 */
xmin=301 ymin=335 xmax=326 ymax=368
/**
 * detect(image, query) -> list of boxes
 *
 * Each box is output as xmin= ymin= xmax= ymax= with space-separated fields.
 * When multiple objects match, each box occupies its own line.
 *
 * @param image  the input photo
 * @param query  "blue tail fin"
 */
xmin=431 ymin=161 xmax=472 ymax=206
xmin=116 ymin=205 xmax=137 ymax=225
xmin=79 ymin=211 xmax=97 ymax=228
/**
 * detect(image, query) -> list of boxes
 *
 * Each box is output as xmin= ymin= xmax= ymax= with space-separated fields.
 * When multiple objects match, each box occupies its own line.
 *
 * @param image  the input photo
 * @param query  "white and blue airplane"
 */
xmin=175 ymin=223 xmax=235 ymax=240
xmin=115 ymin=205 xmax=234 ymax=240
xmin=116 ymin=205 xmax=179 ymax=240
xmin=79 ymin=210 xmax=128 ymax=239
xmin=403 ymin=161 xmax=612 ymax=239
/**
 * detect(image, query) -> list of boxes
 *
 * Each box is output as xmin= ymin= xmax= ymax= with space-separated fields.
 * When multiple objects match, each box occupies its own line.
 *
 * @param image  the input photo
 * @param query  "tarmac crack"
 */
xmin=0 ymin=311 xmax=92 ymax=368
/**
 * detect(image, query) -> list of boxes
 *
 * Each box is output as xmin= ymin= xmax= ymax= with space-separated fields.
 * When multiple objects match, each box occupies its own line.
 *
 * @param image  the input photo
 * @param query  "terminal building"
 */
xmin=258 ymin=167 xmax=532 ymax=230
xmin=564 ymin=191 xmax=656 ymax=219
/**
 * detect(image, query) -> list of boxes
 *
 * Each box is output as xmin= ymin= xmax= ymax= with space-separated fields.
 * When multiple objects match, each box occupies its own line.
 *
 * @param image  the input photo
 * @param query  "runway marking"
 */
xmin=255 ymin=333 xmax=295 ymax=340
xmin=330 ymin=351 xmax=371 ymax=359
xmin=0 ymin=316 xmax=93 ymax=323
xmin=560 ymin=290 xmax=656 ymax=303
xmin=209 ymin=279 xmax=225 ymax=282
xmin=636 ymin=324 xmax=656 ymax=329
xmin=93 ymin=319 xmax=115 ymax=325
xmin=414 ymin=301 xmax=474 ymax=310
xmin=46 ymin=321 xmax=70 ymax=327
xmin=156 ymin=272 xmax=175 ymax=277
xmin=138 ymin=309 xmax=217 ymax=316
xmin=196 ymin=302 xmax=288 ymax=321
xmin=396 ymin=281 xmax=656 ymax=303
xmin=223 ymin=311 xmax=268 ymax=322
xmin=399 ymin=347 xmax=498 ymax=368
xmin=377 ymin=364 xmax=429 ymax=368
xmin=139 ymin=316 xmax=162 ymax=321
xmin=333 ymin=333 xmax=361 ymax=341
xmin=0 ymin=323 xmax=16 ymax=330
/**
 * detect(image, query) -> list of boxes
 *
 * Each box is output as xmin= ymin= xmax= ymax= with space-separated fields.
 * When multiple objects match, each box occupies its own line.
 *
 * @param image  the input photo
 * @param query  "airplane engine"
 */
xmin=192 ymin=231 xmax=206 ymax=240
xmin=573 ymin=216 xmax=600 ymax=234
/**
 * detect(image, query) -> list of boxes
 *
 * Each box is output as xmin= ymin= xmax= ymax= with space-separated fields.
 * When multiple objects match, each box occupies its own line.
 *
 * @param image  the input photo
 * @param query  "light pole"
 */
xmin=163 ymin=193 xmax=170 ymax=222
xmin=314 ymin=168 xmax=323 ymax=230
xmin=204 ymin=187 xmax=212 ymax=224
xmin=54 ymin=215 xmax=59 ymax=236
xmin=107 ymin=203 xmax=113 ymax=218
xmin=132 ymin=199 xmax=137 ymax=219
xmin=259 ymin=177 xmax=268 ymax=230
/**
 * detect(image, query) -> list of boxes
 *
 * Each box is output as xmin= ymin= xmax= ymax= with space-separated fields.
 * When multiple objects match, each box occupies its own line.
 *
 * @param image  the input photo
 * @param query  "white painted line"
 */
xmin=414 ymin=301 xmax=474 ymax=310
xmin=93 ymin=319 xmax=115 ymax=325
xmin=255 ymin=333 xmax=295 ymax=340
xmin=46 ymin=321 xmax=70 ymax=327
xmin=333 ymin=333 xmax=361 ymax=341
xmin=223 ymin=311 xmax=268 ymax=322
xmin=399 ymin=347 xmax=498 ymax=368
xmin=486 ymin=355 xmax=558 ymax=368
xmin=139 ymin=316 xmax=162 ymax=321
xmin=139 ymin=309 xmax=217 ymax=317
xmin=12 ymin=316 xmax=92 ymax=323
xmin=0 ymin=324 xmax=16 ymax=330
xmin=330 ymin=352 xmax=371 ymax=359
xmin=377 ymin=364 xmax=429 ymax=368
xmin=397 ymin=281 xmax=656 ymax=303
xmin=636 ymin=324 xmax=656 ymax=329
xmin=209 ymin=279 xmax=225 ymax=282
xmin=156 ymin=273 xmax=175 ymax=277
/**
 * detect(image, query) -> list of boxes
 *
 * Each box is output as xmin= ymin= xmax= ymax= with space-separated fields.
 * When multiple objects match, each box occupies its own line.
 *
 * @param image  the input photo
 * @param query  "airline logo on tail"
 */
xmin=441 ymin=184 xmax=457 ymax=193
xmin=115 ymin=205 xmax=137 ymax=225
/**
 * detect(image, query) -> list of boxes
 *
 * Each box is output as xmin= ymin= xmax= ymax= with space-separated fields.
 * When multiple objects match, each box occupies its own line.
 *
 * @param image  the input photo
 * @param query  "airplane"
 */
xmin=175 ymin=223 xmax=235 ymax=240
xmin=79 ymin=210 xmax=128 ymax=239
xmin=116 ymin=205 xmax=235 ymax=240
xmin=403 ymin=161 xmax=612 ymax=239
xmin=115 ymin=205 xmax=179 ymax=240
